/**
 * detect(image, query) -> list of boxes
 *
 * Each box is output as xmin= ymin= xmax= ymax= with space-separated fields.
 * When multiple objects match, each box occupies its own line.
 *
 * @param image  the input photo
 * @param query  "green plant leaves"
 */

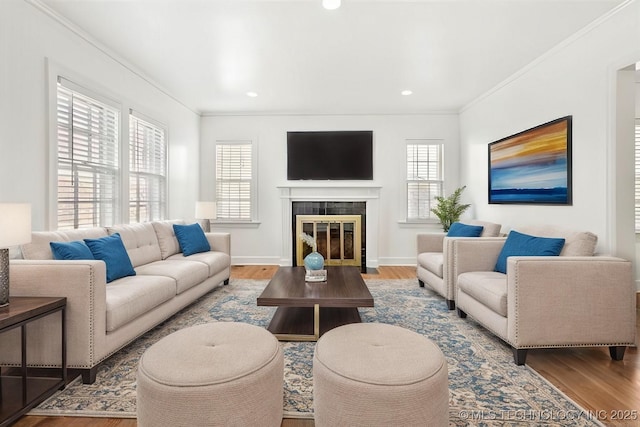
xmin=431 ymin=186 xmax=471 ymax=231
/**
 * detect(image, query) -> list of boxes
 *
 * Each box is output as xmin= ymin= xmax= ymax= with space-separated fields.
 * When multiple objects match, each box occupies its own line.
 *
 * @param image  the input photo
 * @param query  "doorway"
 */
xmin=612 ymin=62 xmax=639 ymax=294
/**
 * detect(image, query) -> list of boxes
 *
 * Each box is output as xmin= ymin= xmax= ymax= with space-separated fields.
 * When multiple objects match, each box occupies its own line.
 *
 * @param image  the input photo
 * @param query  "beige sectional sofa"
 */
xmin=1 ymin=220 xmax=231 ymax=383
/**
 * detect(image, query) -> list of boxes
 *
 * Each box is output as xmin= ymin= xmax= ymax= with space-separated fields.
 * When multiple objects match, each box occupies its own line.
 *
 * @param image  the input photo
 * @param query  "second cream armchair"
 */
xmin=416 ymin=220 xmax=502 ymax=309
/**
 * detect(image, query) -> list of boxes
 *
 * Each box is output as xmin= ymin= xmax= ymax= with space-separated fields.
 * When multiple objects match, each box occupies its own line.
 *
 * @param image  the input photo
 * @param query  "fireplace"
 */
xmin=292 ymin=202 xmax=366 ymax=272
xmin=278 ymin=184 xmax=381 ymax=271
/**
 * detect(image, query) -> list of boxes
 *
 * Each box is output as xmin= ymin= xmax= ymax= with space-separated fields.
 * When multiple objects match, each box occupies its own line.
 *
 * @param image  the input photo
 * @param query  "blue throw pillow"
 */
xmin=494 ymin=230 xmax=565 ymax=274
xmin=84 ymin=233 xmax=136 ymax=283
xmin=173 ymin=223 xmax=211 ymax=257
xmin=447 ymin=222 xmax=484 ymax=237
xmin=50 ymin=241 xmax=95 ymax=260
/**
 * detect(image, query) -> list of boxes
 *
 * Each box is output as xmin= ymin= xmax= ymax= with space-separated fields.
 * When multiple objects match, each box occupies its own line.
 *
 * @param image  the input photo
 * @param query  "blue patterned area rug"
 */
xmin=31 ymin=278 xmax=603 ymax=426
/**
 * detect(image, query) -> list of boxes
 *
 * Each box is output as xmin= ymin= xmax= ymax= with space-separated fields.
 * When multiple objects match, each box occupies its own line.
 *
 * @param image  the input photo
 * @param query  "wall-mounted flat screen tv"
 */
xmin=287 ymin=131 xmax=373 ymax=180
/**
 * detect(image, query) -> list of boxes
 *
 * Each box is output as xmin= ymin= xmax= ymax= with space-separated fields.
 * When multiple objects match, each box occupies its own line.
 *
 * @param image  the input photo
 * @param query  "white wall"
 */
xmin=200 ymin=114 xmax=460 ymax=266
xmin=459 ymin=0 xmax=640 ymax=281
xmin=0 ymin=0 xmax=201 ymax=230
xmin=635 ymin=70 xmax=640 ymax=283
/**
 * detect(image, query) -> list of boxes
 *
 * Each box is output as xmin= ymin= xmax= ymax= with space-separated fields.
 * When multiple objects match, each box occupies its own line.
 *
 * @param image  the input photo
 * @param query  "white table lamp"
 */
xmin=195 ymin=201 xmax=217 ymax=232
xmin=0 ymin=203 xmax=32 ymax=307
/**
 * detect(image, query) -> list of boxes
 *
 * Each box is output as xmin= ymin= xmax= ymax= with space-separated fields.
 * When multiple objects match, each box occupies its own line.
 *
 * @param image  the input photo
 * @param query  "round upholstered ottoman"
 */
xmin=137 ymin=322 xmax=283 ymax=427
xmin=313 ymin=323 xmax=448 ymax=426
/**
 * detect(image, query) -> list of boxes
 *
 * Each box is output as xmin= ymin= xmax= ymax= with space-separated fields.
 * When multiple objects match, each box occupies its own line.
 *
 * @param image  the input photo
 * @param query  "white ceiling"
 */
xmin=38 ymin=0 xmax=623 ymax=115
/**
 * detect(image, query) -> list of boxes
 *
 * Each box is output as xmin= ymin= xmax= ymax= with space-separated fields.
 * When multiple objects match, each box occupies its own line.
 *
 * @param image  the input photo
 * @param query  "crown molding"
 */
xmin=200 ymin=109 xmax=460 ymax=117
xmin=26 ymin=0 xmax=200 ymax=116
xmin=460 ymin=0 xmax=636 ymax=114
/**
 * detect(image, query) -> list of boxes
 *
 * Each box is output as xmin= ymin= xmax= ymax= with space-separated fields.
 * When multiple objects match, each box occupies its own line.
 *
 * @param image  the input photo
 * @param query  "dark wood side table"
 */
xmin=0 ymin=297 xmax=67 ymax=427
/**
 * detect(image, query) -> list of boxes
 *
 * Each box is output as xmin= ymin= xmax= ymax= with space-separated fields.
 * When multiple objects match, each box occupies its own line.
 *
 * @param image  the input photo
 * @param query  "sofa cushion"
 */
xmin=22 ymin=228 xmax=108 ymax=260
xmin=84 ymin=233 xmax=137 ymax=283
xmin=173 ymin=223 xmax=211 ymax=256
xmin=458 ymin=271 xmax=508 ymax=317
xmin=167 ymin=251 xmax=231 ymax=277
xmin=417 ymin=252 xmax=444 ymax=278
xmin=518 ymin=225 xmax=597 ymax=256
xmin=468 ymin=220 xmax=502 ymax=238
xmin=105 ymin=275 xmax=176 ymax=332
xmin=107 ymin=223 xmax=162 ymax=268
xmin=447 ymin=222 xmax=483 ymax=237
xmin=494 ymin=230 xmax=565 ymax=274
xmin=136 ymin=260 xmax=209 ymax=294
xmin=151 ymin=220 xmax=185 ymax=259
xmin=50 ymin=240 xmax=95 ymax=260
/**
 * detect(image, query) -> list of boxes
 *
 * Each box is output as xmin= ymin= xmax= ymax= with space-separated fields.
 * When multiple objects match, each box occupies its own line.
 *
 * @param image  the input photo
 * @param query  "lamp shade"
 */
xmin=195 ymin=201 xmax=217 ymax=220
xmin=0 ymin=203 xmax=31 ymax=247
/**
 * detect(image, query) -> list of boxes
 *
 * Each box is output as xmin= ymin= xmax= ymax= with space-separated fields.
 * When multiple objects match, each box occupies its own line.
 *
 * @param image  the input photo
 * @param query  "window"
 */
xmin=215 ymin=140 xmax=255 ymax=221
xmin=406 ymin=141 xmax=444 ymax=220
xmin=635 ymin=119 xmax=640 ymax=231
xmin=56 ymin=77 xmax=120 ymax=230
xmin=129 ymin=112 xmax=167 ymax=223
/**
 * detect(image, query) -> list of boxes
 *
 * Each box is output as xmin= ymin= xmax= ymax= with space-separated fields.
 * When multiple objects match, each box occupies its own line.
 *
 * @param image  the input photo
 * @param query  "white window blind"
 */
xmin=215 ymin=141 xmax=253 ymax=221
xmin=406 ymin=141 xmax=444 ymax=220
xmin=56 ymin=78 xmax=120 ymax=229
xmin=635 ymin=119 xmax=640 ymax=231
xmin=129 ymin=112 xmax=167 ymax=223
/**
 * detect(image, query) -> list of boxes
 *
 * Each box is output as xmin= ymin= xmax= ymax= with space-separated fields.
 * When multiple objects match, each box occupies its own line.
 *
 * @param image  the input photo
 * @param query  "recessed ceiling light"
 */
xmin=322 ymin=0 xmax=341 ymax=10
xmin=246 ymin=91 xmax=258 ymax=97
xmin=401 ymin=90 xmax=413 ymax=96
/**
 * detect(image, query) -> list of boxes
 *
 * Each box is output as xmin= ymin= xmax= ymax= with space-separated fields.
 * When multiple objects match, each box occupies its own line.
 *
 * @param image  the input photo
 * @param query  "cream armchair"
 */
xmin=452 ymin=227 xmax=636 ymax=365
xmin=416 ymin=220 xmax=502 ymax=309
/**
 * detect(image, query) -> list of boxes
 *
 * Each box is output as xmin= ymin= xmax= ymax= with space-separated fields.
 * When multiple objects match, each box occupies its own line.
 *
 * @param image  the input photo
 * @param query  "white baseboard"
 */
xmin=231 ymin=256 xmax=416 ymax=267
xmin=377 ymin=257 xmax=417 ymax=266
xmin=231 ymin=256 xmax=283 ymax=265
xmin=231 ymin=256 xmax=383 ymax=269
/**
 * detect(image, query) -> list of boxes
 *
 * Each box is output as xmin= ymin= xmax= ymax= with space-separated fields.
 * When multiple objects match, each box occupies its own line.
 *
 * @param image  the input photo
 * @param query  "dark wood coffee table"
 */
xmin=257 ymin=266 xmax=374 ymax=341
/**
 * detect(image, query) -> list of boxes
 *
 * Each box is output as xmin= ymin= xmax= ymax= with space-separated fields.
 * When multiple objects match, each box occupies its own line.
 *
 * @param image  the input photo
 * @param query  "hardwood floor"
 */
xmin=14 ymin=266 xmax=639 ymax=427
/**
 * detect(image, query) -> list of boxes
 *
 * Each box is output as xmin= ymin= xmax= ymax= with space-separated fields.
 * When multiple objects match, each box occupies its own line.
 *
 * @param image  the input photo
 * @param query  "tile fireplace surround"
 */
xmin=293 ymin=204 xmax=365 ymax=271
xmin=278 ymin=184 xmax=381 ymax=269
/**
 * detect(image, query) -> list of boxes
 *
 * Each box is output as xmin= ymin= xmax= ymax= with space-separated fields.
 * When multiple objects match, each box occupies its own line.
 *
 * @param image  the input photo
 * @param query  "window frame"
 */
xmin=54 ymin=76 xmax=122 ymax=230
xmin=48 ymin=61 xmax=170 ymax=230
xmin=405 ymin=139 xmax=445 ymax=223
xmin=128 ymin=109 xmax=168 ymax=224
xmin=213 ymin=138 xmax=258 ymax=223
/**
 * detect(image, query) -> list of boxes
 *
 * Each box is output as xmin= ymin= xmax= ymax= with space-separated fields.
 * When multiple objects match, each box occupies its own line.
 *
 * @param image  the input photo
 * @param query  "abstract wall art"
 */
xmin=488 ymin=116 xmax=572 ymax=205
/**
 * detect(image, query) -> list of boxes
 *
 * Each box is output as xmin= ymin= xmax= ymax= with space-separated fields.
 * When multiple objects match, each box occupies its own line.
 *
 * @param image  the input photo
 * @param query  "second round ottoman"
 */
xmin=137 ymin=322 xmax=283 ymax=427
xmin=313 ymin=322 xmax=448 ymax=426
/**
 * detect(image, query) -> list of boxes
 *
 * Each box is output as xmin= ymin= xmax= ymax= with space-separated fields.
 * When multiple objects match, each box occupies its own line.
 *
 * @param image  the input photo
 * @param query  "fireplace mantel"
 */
xmin=277 ymin=183 xmax=382 ymax=200
xmin=278 ymin=183 xmax=381 ymax=268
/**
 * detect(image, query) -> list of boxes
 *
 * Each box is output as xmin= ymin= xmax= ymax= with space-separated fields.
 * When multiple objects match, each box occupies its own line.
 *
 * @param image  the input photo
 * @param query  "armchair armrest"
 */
xmin=506 ymin=256 xmax=635 ymax=348
xmin=2 ymin=260 xmax=108 ymax=369
xmin=206 ymin=232 xmax=230 ymax=255
xmin=417 ymin=233 xmax=445 ymax=254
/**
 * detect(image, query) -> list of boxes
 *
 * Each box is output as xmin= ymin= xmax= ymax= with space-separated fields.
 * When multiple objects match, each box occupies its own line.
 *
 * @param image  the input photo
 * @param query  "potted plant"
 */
xmin=431 ymin=186 xmax=471 ymax=232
